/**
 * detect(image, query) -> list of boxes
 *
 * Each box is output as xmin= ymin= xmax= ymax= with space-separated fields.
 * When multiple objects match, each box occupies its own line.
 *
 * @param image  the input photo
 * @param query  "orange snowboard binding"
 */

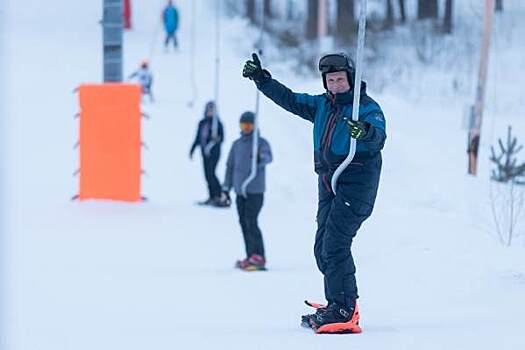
xmin=307 ymin=301 xmax=362 ymax=334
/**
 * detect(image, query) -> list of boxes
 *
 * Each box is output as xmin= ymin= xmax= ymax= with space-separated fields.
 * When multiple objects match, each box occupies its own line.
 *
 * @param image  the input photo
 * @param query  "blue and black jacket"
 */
xmin=255 ymin=77 xmax=386 ymax=201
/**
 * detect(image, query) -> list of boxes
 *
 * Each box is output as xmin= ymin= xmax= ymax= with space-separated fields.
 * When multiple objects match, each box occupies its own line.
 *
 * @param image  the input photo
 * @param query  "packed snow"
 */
xmin=2 ymin=0 xmax=525 ymax=349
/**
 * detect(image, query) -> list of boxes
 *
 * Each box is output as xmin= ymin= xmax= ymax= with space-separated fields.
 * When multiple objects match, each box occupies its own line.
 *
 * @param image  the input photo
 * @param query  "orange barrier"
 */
xmin=78 ymin=84 xmax=142 ymax=202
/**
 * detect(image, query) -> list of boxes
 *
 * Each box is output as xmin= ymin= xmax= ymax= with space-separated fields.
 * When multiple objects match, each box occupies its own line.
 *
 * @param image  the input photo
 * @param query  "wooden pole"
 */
xmin=468 ymin=0 xmax=496 ymax=175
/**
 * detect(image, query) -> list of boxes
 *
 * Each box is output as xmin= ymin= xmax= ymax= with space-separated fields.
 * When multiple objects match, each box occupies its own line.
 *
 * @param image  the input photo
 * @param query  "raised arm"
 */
xmin=243 ymin=53 xmax=318 ymax=122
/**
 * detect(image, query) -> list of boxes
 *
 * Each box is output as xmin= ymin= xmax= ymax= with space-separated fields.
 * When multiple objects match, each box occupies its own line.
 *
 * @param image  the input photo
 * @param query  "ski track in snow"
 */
xmin=2 ymin=0 xmax=525 ymax=349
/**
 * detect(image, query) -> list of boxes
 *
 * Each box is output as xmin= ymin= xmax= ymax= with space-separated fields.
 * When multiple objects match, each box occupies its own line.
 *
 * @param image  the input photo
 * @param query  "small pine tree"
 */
xmin=489 ymin=126 xmax=525 ymax=246
xmin=490 ymin=126 xmax=525 ymax=185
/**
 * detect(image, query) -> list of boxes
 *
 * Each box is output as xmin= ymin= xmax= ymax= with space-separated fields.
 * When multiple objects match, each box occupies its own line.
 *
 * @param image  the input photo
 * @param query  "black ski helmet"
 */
xmin=239 ymin=111 xmax=255 ymax=124
xmin=318 ymin=53 xmax=355 ymax=90
xmin=204 ymin=101 xmax=216 ymax=116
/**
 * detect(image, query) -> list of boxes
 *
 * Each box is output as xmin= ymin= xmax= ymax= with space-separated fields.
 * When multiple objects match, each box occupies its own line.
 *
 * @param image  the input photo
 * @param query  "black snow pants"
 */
xmin=314 ymin=155 xmax=381 ymax=309
xmin=202 ymin=147 xmax=221 ymax=199
xmin=164 ymin=31 xmax=178 ymax=48
xmin=236 ymin=193 xmax=265 ymax=258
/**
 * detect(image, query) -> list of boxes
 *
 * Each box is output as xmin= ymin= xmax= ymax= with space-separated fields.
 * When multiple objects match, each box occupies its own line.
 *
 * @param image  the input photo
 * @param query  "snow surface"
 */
xmin=2 ymin=0 xmax=525 ymax=349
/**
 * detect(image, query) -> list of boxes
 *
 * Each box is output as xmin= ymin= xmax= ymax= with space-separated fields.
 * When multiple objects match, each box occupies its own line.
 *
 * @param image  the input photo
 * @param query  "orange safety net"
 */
xmin=78 ymin=84 xmax=142 ymax=202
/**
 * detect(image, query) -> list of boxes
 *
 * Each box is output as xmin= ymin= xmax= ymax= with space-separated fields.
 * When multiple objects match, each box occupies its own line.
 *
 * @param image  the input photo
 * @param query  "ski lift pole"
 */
xmin=204 ymin=0 xmax=222 ymax=156
xmin=467 ymin=0 xmax=496 ymax=175
xmin=211 ymin=0 xmax=221 ymax=140
xmin=188 ymin=0 xmax=197 ymax=107
xmin=331 ymin=0 xmax=367 ymax=195
xmin=241 ymin=0 xmax=265 ymax=198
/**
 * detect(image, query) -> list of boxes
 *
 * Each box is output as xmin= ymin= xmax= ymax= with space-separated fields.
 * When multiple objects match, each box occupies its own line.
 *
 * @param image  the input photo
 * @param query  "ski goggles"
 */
xmin=318 ymin=54 xmax=351 ymax=73
xmin=240 ymin=122 xmax=254 ymax=132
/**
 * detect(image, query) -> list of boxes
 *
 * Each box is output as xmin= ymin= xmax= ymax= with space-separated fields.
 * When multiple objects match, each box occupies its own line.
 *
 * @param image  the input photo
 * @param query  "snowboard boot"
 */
xmin=242 ymin=254 xmax=266 ymax=271
xmin=212 ymin=195 xmax=231 ymax=208
xmin=197 ymin=198 xmax=213 ymax=206
xmin=309 ymin=301 xmax=362 ymax=334
xmin=301 ymin=301 xmax=327 ymax=328
xmin=234 ymin=257 xmax=250 ymax=269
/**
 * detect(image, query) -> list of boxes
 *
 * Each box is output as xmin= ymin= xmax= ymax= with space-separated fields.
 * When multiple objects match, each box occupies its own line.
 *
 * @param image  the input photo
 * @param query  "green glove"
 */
xmin=242 ymin=53 xmax=270 ymax=83
xmin=347 ymin=120 xmax=369 ymax=139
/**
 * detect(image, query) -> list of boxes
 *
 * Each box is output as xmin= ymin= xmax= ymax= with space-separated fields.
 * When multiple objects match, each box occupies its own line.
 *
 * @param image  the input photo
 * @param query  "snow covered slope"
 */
xmin=2 ymin=0 xmax=525 ymax=349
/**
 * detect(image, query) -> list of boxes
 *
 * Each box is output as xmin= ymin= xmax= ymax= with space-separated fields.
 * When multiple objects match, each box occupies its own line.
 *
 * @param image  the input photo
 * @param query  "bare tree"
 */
xmin=335 ymin=0 xmax=355 ymax=43
xmin=385 ymin=0 xmax=394 ymax=29
xmin=306 ymin=0 xmax=318 ymax=40
xmin=398 ymin=0 xmax=406 ymax=23
xmin=417 ymin=0 xmax=438 ymax=20
xmin=489 ymin=126 xmax=525 ymax=246
xmin=496 ymin=0 xmax=503 ymax=12
xmin=264 ymin=0 xmax=273 ymax=19
xmin=443 ymin=0 xmax=453 ymax=34
xmin=246 ymin=0 xmax=256 ymax=23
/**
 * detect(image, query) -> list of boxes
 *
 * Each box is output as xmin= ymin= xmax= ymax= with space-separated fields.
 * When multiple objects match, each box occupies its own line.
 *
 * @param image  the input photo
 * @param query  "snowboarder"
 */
xmin=242 ymin=53 xmax=386 ymax=333
xmin=162 ymin=0 xmax=179 ymax=50
xmin=189 ymin=101 xmax=224 ymax=206
xmin=221 ymin=111 xmax=273 ymax=271
xmin=128 ymin=60 xmax=154 ymax=103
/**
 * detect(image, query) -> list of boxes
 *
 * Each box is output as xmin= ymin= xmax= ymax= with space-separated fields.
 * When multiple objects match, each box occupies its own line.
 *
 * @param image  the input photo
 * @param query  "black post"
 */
xmin=102 ymin=0 xmax=123 ymax=82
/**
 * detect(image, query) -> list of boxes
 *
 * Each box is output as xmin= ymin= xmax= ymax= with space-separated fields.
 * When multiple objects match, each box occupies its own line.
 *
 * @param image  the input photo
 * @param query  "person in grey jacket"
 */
xmin=222 ymin=111 xmax=273 ymax=271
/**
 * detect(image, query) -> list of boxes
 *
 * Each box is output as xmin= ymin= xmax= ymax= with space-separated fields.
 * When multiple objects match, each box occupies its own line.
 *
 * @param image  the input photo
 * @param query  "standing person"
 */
xmin=242 ymin=53 xmax=386 ymax=333
xmin=128 ymin=60 xmax=154 ymax=103
xmin=162 ymin=0 xmax=179 ymax=50
xmin=189 ymin=101 xmax=224 ymax=206
xmin=221 ymin=112 xmax=273 ymax=271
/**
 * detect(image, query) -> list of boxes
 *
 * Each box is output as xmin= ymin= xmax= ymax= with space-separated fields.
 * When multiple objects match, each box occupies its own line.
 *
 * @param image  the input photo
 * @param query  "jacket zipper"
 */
xmin=320 ymin=103 xmax=341 ymax=193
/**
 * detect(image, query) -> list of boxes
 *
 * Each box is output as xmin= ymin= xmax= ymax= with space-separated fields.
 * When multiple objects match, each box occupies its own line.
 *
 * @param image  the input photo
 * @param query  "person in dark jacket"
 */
xmin=190 ymin=101 xmax=224 ymax=206
xmin=162 ymin=0 xmax=179 ymax=50
xmin=222 ymin=111 xmax=273 ymax=271
xmin=242 ymin=53 xmax=386 ymax=332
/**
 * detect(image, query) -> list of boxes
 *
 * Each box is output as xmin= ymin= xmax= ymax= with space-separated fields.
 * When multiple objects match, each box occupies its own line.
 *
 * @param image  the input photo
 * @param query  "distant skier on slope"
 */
xmin=220 ymin=111 xmax=273 ymax=271
xmin=242 ymin=53 xmax=386 ymax=333
xmin=162 ymin=0 xmax=179 ymax=50
xmin=128 ymin=60 xmax=154 ymax=103
xmin=189 ymin=101 xmax=224 ymax=206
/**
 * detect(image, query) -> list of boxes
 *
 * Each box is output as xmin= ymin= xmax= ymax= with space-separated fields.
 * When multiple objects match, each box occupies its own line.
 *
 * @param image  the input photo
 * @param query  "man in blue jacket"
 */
xmin=242 ymin=53 xmax=386 ymax=333
xmin=162 ymin=0 xmax=179 ymax=50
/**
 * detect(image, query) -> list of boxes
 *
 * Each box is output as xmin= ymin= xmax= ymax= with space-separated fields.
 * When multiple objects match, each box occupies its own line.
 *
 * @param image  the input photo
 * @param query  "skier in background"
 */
xmin=162 ymin=0 xmax=179 ymax=50
xmin=128 ymin=60 xmax=154 ymax=103
xmin=242 ymin=52 xmax=386 ymax=333
xmin=221 ymin=111 xmax=273 ymax=271
xmin=190 ymin=101 xmax=224 ymax=206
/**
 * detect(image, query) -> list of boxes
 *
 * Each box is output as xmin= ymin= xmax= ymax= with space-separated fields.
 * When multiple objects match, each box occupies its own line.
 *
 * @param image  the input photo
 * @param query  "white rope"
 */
xmin=330 ymin=0 xmax=368 ymax=195
xmin=241 ymin=0 xmax=265 ymax=198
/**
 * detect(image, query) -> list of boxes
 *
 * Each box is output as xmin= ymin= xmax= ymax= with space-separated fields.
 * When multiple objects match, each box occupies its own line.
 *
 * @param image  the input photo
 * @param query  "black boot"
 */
xmin=309 ymin=302 xmax=353 ymax=329
xmin=300 ymin=301 xmax=327 ymax=328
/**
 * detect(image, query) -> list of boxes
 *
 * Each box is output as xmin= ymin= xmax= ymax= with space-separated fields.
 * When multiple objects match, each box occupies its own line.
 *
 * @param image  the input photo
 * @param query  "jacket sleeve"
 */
xmin=362 ymin=110 xmax=386 ymax=152
xmin=218 ymin=120 xmax=224 ymax=144
xmin=256 ymin=78 xmax=318 ymax=123
xmin=190 ymin=121 xmax=201 ymax=154
xmin=257 ymin=139 xmax=273 ymax=168
xmin=222 ymin=143 xmax=235 ymax=191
